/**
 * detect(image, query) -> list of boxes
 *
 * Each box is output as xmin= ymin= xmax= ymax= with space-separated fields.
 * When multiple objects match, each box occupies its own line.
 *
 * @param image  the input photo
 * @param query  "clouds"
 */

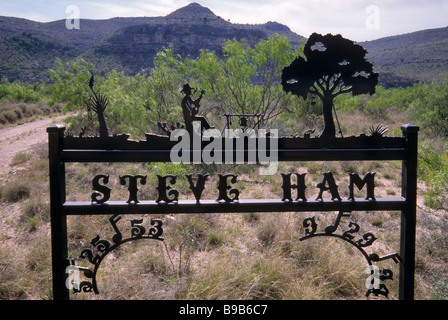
xmin=0 ymin=0 xmax=446 ymax=41
xmin=82 ymin=0 xmax=189 ymax=18
xmin=0 ymin=0 xmax=189 ymax=21
xmin=206 ymin=0 xmax=447 ymax=41
xmin=0 ymin=0 xmax=57 ymax=21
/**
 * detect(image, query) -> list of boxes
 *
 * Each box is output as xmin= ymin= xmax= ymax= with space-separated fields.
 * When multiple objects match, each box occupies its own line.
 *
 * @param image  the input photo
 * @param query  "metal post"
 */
xmin=47 ymin=125 xmax=69 ymax=300
xmin=399 ymin=124 xmax=419 ymax=300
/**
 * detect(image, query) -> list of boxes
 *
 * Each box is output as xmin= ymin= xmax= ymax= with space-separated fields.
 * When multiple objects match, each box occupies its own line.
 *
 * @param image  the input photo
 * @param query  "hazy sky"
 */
xmin=0 ymin=0 xmax=447 ymax=41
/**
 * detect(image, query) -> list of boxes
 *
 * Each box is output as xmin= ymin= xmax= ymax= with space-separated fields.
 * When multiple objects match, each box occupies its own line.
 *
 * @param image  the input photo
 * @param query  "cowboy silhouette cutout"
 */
xmin=181 ymin=84 xmax=211 ymax=135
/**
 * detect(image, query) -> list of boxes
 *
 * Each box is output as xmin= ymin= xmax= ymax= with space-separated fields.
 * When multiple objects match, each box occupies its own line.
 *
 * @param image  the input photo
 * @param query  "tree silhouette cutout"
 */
xmin=281 ymin=33 xmax=378 ymax=139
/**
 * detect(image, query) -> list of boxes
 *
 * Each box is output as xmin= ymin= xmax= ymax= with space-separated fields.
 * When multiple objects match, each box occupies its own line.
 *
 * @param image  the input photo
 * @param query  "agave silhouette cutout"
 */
xmin=87 ymin=71 xmax=109 ymax=138
xmin=369 ymin=124 xmax=388 ymax=137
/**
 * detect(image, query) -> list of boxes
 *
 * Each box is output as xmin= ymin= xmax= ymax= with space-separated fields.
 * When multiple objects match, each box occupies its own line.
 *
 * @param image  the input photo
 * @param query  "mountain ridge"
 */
xmin=0 ymin=2 xmax=447 ymax=87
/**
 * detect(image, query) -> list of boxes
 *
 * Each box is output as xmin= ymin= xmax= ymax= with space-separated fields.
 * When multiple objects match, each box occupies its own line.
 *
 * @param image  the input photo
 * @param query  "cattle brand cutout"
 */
xmin=48 ymin=33 xmax=419 ymax=300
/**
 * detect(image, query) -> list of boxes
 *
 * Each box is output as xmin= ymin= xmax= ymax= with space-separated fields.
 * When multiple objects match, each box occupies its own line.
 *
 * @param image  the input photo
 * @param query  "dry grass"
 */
xmin=0 ymin=102 xmax=63 ymax=128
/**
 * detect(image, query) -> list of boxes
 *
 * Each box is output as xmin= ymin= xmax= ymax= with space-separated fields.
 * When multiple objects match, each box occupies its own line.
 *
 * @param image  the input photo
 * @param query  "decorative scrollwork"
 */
xmin=110 ymin=214 xmax=123 ymax=244
xmin=303 ymin=217 xmax=317 ymax=236
xmin=66 ymin=259 xmax=95 ymax=294
xmin=342 ymin=221 xmax=360 ymax=241
xmin=369 ymin=253 xmax=401 ymax=263
xmin=365 ymin=267 xmax=395 ymax=297
xmin=299 ymin=211 xmax=400 ymax=298
xmin=76 ymin=281 xmax=95 ymax=293
xmin=79 ymin=247 xmax=97 ymax=265
xmin=92 ymin=235 xmax=111 ymax=253
xmin=356 ymin=232 xmax=377 ymax=248
xmin=72 ymin=215 xmax=164 ymax=295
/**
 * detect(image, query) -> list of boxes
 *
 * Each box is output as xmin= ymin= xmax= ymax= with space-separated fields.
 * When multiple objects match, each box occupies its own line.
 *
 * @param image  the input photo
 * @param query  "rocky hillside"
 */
xmin=362 ymin=26 xmax=448 ymax=87
xmin=0 ymin=2 xmax=447 ymax=88
xmin=0 ymin=3 xmax=302 ymax=82
xmin=0 ymin=15 xmax=157 ymax=82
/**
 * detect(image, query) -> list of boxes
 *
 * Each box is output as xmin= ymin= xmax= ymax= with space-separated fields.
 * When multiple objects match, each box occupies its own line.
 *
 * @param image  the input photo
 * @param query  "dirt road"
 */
xmin=0 ymin=115 xmax=68 ymax=180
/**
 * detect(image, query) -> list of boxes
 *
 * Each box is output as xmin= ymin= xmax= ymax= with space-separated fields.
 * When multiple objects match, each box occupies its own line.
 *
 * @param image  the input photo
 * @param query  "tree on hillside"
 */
xmin=281 ymin=33 xmax=378 ymax=139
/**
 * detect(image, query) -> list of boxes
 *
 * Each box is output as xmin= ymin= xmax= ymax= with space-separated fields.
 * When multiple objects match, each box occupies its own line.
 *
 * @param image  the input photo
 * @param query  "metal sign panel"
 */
xmin=48 ymin=122 xmax=418 ymax=300
xmin=47 ymin=34 xmax=419 ymax=299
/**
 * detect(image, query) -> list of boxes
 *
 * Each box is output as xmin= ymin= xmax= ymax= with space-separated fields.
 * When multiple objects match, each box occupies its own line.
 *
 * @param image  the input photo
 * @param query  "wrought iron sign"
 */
xmin=70 ymin=214 xmax=164 ymax=294
xmin=48 ymin=33 xmax=419 ymax=300
xmin=299 ymin=211 xmax=400 ymax=297
xmin=87 ymin=171 xmax=380 ymax=205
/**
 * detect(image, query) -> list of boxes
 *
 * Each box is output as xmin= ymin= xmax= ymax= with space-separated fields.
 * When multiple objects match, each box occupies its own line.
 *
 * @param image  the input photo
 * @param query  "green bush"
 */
xmin=0 ymin=79 xmax=42 ymax=103
xmin=47 ymin=58 xmax=93 ymax=109
xmin=409 ymin=80 xmax=448 ymax=136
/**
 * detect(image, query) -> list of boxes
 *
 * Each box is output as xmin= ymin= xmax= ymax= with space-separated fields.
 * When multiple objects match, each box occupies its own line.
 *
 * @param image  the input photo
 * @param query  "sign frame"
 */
xmin=47 ymin=123 xmax=419 ymax=300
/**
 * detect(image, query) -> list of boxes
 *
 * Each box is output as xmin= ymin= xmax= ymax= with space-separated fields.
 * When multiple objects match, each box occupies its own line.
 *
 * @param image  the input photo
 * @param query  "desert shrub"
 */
xmin=1 ymin=180 xmax=31 ymax=202
xmin=256 ymin=216 xmax=280 ymax=247
xmin=47 ymin=58 xmax=92 ymax=109
xmin=418 ymin=144 xmax=448 ymax=209
xmin=178 ymin=249 xmax=295 ymax=300
xmin=0 ymin=248 xmax=28 ymax=299
xmin=0 ymin=101 xmax=63 ymax=125
xmin=0 ymin=78 xmax=42 ymax=103
xmin=1 ymin=109 xmax=17 ymax=123
xmin=11 ymin=151 xmax=32 ymax=166
xmin=409 ymin=80 xmax=448 ymax=136
xmin=431 ymin=276 xmax=448 ymax=299
xmin=21 ymin=196 xmax=50 ymax=226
